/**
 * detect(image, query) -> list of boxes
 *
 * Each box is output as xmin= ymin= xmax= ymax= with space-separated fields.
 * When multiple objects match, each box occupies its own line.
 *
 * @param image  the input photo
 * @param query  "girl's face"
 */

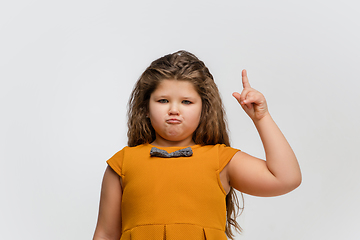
xmin=148 ymin=79 xmax=202 ymax=147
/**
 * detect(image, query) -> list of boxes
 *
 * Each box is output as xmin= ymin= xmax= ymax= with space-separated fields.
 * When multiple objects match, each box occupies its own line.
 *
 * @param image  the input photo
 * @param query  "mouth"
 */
xmin=166 ymin=119 xmax=181 ymax=124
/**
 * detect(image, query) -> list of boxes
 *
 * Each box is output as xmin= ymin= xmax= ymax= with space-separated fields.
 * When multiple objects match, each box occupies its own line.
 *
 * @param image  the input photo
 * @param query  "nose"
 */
xmin=168 ymin=103 xmax=179 ymax=115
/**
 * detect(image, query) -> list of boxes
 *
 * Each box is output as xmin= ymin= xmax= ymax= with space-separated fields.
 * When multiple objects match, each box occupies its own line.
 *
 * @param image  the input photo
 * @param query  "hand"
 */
xmin=232 ymin=70 xmax=269 ymax=121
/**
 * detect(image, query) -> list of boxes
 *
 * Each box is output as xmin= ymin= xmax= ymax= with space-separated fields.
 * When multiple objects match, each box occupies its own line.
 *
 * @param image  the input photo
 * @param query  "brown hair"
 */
xmin=127 ymin=50 xmax=243 ymax=238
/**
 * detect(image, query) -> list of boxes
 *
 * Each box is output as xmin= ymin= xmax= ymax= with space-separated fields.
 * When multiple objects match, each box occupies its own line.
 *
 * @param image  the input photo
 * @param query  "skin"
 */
xmin=93 ymin=166 xmax=122 ymax=240
xmin=223 ymin=70 xmax=301 ymax=196
xmin=93 ymin=70 xmax=302 ymax=240
xmin=147 ymin=79 xmax=202 ymax=147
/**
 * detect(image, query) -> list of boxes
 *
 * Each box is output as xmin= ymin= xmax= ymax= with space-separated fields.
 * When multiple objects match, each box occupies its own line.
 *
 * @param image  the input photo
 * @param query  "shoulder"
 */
xmin=107 ymin=144 xmax=152 ymax=175
xmin=194 ymin=144 xmax=239 ymax=155
xmin=210 ymin=144 xmax=240 ymax=158
xmin=194 ymin=144 xmax=239 ymax=151
xmin=112 ymin=144 xmax=152 ymax=155
xmin=194 ymin=144 xmax=240 ymax=169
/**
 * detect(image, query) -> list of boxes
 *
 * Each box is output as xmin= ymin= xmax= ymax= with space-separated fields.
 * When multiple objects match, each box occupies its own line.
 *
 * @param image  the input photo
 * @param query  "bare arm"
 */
xmin=93 ymin=166 xmax=122 ymax=240
xmin=227 ymin=70 xmax=301 ymax=197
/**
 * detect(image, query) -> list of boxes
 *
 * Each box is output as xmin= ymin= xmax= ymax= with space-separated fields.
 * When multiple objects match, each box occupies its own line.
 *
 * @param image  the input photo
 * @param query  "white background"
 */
xmin=1 ymin=1 xmax=359 ymax=239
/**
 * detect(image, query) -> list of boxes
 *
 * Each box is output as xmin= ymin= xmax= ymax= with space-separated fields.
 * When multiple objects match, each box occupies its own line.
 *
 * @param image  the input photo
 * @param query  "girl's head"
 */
xmin=127 ymin=50 xmax=229 ymax=147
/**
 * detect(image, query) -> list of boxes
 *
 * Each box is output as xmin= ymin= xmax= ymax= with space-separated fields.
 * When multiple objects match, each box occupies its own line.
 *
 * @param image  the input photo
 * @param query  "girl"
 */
xmin=93 ymin=51 xmax=301 ymax=240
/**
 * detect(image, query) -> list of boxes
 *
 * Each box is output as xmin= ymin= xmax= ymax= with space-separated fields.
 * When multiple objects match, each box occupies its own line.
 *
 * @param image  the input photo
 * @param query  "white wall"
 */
xmin=1 ymin=1 xmax=359 ymax=239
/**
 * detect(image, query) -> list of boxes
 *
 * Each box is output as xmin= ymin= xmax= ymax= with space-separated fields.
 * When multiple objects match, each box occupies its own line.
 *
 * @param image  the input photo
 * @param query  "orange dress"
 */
xmin=107 ymin=143 xmax=239 ymax=240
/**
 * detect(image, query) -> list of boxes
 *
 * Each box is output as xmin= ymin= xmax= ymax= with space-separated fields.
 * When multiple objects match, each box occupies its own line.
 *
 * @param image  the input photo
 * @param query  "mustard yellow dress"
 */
xmin=107 ymin=143 xmax=239 ymax=240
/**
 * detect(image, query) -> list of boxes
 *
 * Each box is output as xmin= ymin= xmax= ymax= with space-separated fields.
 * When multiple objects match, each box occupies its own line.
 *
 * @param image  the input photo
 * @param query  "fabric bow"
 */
xmin=150 ymin=147 xmax=193 ymax=158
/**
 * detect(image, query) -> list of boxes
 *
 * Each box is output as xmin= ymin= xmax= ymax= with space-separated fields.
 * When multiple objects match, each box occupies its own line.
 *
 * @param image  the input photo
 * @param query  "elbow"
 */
xmin=274 ymin=176 xmax=301 ymax=197
xmin=278 ymin=172 xmax=302 ymax=195
xmin=296 ymin=173 xmax=302 ymax=188
xmin=288 ymin=172 xmax=302 ymax=192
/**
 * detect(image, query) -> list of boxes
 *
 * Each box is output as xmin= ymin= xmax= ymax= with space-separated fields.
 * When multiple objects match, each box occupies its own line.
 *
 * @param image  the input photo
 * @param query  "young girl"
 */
xmin=93 ymin=51 xmax=301 ymax=240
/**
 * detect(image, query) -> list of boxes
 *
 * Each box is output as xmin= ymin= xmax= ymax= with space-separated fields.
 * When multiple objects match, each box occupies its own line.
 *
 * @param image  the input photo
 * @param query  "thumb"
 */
xmin=232 ymin=92 xmax=241 ymax=103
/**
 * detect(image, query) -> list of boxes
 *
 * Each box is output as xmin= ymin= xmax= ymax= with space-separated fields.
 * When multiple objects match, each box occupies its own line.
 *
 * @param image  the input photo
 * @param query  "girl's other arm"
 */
xmin=93 ymin=166 xmax=122 ymax=240
xmin=228 ymin=70 xmax=301 ymax=197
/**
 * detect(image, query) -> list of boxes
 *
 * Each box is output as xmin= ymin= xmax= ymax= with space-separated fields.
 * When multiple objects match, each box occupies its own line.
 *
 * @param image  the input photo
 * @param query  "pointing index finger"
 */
xmin=242 ymin=69 xmax=251 ymax=89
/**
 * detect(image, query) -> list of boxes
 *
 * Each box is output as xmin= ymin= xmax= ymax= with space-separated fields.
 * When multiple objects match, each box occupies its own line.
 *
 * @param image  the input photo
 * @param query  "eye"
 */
xmin=158 ymin=99 xmax=168 ymax=103
xmin=182 ymin=100 xmax=192 ymax=105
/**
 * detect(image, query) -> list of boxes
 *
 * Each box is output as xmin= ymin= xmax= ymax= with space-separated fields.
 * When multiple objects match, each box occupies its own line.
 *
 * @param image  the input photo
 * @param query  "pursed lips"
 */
xmin=166 ymin=118 xmax=182 ymax=124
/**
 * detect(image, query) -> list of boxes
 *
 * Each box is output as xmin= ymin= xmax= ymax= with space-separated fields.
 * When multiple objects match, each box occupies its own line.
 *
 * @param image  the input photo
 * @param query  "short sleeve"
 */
xmin=218 ymin=144 xmax=240 ymax=172
xmin=106 ymin=148 xmax=126 ymax=177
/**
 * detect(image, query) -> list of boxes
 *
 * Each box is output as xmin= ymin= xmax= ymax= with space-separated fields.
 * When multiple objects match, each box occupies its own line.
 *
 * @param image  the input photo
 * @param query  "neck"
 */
xmin=151 ymin=136 xmax=195 ymax=148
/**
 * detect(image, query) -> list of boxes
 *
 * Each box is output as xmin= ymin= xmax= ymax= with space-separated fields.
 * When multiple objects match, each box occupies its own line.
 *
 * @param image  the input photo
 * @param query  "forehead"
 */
xmin=152 ymin=79 xmax=200 ymax=96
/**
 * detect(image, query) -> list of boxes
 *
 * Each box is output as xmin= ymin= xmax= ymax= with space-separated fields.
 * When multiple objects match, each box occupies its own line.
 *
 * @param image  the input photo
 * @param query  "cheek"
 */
xmin=149 ymin=107 xmax=165 ymax=121
xmin=149 ymin=111 xmax=161 ymax=125
xmin=149 ymin=106 xmax=166 ymax=127
xmin=191 ymin=106 xmax=202 ymax=124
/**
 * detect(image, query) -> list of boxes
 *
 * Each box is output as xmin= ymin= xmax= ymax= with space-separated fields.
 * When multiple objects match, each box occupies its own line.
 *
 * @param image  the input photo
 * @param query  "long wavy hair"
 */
xmin=127 ymin=50 xmax=243 ymax=239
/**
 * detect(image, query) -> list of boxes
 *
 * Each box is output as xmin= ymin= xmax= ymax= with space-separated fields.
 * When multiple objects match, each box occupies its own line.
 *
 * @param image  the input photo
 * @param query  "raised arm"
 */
xmin=227 ymin=70 xmax=301 ymax=197
xmin=93 ymin=166 xmax=122 ymax=240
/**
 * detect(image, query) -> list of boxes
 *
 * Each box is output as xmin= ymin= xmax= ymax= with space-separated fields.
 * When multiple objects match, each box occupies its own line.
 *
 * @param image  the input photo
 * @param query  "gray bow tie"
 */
xmin=150 ymin=147 xmax=193 ymax=158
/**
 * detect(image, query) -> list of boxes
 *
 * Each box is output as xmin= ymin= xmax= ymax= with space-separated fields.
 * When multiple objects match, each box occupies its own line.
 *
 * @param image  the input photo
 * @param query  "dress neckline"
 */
xmin=146 ymin=143 xmax=201 ymax=150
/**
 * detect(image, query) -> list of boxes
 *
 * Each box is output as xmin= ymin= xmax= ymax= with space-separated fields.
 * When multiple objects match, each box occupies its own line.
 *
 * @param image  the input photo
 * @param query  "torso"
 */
xmin=118 ymin=148 xmax=233 ymax=194
xmin=107 ymin=143 xmax=239 ymax=239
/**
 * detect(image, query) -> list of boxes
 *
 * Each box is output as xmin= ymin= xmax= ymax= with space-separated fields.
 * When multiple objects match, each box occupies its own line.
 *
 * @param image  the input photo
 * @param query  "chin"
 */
xmin=162 ymin=135 xmax=188 ymax=143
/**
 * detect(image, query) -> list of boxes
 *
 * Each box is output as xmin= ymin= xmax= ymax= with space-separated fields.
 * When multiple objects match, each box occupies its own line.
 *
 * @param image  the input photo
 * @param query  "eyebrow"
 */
xmin=154 ymin=95 xmax=170 ymax=98
xmin=154 ymin=95 xmax=196 ymax=99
